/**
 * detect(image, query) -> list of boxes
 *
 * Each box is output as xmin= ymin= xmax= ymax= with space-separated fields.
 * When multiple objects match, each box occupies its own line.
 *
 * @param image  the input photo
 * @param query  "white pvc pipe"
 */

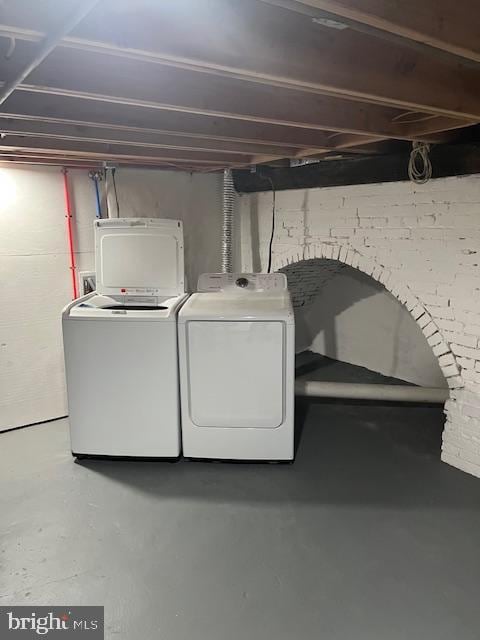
xmin=295 ymin=379 xmax=449 ymax=404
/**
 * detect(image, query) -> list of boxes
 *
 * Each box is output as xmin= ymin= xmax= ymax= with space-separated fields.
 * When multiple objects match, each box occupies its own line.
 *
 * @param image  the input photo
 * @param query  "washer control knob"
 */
xmin=235 ymin=277 xmax=249 ymax=288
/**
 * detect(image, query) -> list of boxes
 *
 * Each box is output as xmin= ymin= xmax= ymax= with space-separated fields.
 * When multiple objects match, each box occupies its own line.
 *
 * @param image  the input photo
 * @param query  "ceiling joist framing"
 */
xmin=0 ymin=1 xmax=479 ymax=119
xmin=261 ymin=0 xmax=480 ymax=64
xmin=0 ymin=88 xmax=469 ymax=144
xmin=0 ymin=118 xmax=306 ymax=158
xmin=0 ymin=0 xmax=478 ymax=169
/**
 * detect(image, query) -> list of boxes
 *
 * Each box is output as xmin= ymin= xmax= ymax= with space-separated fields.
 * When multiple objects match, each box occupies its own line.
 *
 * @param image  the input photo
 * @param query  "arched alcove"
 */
xmin=273 ymin=243 xmax=464 ymax=454
xmin=282 ymin=259 xmax=446 ymax=388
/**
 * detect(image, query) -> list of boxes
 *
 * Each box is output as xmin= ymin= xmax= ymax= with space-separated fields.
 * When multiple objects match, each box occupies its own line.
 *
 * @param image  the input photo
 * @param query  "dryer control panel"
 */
xmin=197 ymin=272 xmax=287 ymax=293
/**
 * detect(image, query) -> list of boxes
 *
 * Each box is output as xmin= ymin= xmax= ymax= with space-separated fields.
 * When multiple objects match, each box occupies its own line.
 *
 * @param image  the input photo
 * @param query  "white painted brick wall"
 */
xmin=238 ymin=174 xmax=480 ymax=478
xmin=280 ymin=258 xmax=344 ymax=307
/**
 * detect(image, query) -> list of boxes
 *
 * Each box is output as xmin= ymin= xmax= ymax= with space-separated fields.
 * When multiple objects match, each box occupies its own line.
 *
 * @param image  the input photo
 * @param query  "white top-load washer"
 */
xmin=178 ymin=272 xmax=295 ymax=461
xmin=62 ymin=218 xmax=188 ymax=458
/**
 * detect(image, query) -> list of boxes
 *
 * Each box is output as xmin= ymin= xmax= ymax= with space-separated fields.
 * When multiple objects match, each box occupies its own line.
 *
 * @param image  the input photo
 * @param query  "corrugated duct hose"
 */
xmin=221 ymin=168 xmax=235 ymax=273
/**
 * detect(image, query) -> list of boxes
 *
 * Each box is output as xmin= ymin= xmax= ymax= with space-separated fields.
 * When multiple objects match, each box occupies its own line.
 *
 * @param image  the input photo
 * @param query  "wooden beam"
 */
xmin=0 ymin=156 xmax=103 ymax=169
xmin=234 ymin=144 xmax=480 ymax=192
xmin=0 ymin=153 xmax=218 ymax=170
xmin=1 ymin=47 xmax=473 ymax=142
xmin=0 ymin=136 xmax=252 ymax=166
xmin=267 ymin=0 xmax=480 ymax=64
xmin=0 ymin=0 xmax=479 ymax=118
xmin=252 ymin=126 xmax=466 ymax=164
xmin=0 ymin=93 xmax=339 ymax=151
xmin=0 ymin=118 xmax=301 ymax=157
xmin=0 ymin=150 xmax=226 ymax=172
xmin=253 ymin=134 xmax=384 ymax=164
xmin=0 ymin=93 xmax=469 ymax=158
xmin=0 ymin=0 xmax=100 ymax=105
xmin=320 ymin=140 xmax=411 ymax=156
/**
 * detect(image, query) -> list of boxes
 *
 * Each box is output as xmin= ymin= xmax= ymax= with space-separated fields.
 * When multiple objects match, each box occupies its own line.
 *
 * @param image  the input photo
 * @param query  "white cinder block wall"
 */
xmin=238 ymin=174 xmax=480 ymax=478
xmin=0 ymin=166 xmax=222 ymax=431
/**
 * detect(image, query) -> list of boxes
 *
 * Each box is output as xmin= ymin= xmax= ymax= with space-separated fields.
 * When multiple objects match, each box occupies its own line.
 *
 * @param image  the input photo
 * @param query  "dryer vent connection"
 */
xmin=221 ymin=169 xmax=235 ymax=273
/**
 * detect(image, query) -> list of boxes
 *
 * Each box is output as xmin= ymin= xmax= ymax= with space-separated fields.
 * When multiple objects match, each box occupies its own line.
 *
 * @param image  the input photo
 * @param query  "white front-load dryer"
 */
xmin=178 ymin=273 xmax=295 ymax=461
xmin=62 ymin=218 xmax=187 ymax=458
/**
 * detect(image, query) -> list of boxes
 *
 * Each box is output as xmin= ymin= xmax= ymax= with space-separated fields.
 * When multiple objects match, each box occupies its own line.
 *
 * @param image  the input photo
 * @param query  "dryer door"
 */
xmin=186 ymin=320 xmax=284 ymax=428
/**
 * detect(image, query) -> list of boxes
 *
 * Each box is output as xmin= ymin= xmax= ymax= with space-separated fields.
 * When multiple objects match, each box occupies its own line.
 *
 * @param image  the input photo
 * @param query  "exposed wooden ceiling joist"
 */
xmin=320 ymin=140 xmax=411 ymax=156
xmin=0 ymin=136 xmax=252 ymax=167
xmin=262 ymin=0 xmax=480 ymax=64
xmin=0 ymin=88 xmax=469 ymax=149
xmin=0 ymin=0 xmax=478 ymax=170
xmin=0 ymin=93 xmax=337 ymax=151
xmin=0 ymin=118 xmax=305 ymax=158
xmin=0 ymin=46 xmax=474 ymax=145
xmin=0 ymin=0 xmax=101 ymax=106
xmin=0 ymin=152 xmax=218 ymax=171
xmin=0 ymin=156 xmax=103 ymax=169
xmin=253 ymin=134 xmax=384 ymax=164
xmin=0 ymin=0 xmax=479 ymax=120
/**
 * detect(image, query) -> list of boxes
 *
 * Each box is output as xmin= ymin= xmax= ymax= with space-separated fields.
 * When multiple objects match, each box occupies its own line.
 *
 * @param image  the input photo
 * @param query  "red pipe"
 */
xmin=62 ymin=168 xmax=78 ymax=299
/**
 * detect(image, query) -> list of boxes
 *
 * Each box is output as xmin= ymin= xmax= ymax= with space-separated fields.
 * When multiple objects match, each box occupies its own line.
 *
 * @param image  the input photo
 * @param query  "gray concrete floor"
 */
xmin=2 ymin=364 xmax=480 ymax=639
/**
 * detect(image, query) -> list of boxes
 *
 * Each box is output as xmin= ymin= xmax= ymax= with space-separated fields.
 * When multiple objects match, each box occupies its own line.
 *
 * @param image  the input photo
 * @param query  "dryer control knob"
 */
xmin=236 ymin=277 xmax=249 ymax=288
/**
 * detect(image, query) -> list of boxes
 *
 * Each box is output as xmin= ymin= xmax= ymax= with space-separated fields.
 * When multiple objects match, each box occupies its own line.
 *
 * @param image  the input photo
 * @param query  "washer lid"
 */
xmin=95 ymin=218 xmax=185 ymax=298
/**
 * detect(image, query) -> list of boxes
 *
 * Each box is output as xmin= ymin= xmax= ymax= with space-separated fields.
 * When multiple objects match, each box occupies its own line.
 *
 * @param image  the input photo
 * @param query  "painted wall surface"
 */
xmin=238 ymin=174 xmax=480 ymax=477
xmin=99 ymin=168 xmax=222 ymax=290
xmin=0 ymin=166 xmax=221 ymax=431
xmin=301 ymin=266 xmax=446 ymax=387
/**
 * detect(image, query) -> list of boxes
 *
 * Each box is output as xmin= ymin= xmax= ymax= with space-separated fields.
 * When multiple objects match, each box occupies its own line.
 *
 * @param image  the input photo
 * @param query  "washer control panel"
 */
xmin=197 ymin=273 xmax=287 ymax=293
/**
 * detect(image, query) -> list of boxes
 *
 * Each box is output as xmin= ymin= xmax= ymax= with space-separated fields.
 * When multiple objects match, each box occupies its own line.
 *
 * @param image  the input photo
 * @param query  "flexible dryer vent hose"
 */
xmin=221 ymin=168 xmax=235 ymax=273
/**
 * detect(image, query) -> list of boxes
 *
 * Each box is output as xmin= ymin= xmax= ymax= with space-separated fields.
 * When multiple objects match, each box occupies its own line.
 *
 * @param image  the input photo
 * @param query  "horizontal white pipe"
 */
xmin=295 ymin=380 xmax=449 ymax=404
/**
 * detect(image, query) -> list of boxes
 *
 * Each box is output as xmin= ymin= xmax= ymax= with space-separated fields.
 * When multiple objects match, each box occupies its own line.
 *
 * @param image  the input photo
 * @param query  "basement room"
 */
xmin=1 ymin=1 xmax=480 ymax=638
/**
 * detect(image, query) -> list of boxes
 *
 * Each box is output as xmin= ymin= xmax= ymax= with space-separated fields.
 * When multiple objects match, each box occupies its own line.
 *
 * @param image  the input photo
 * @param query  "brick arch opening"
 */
xmin=273 ymin=243 xmax=464 ymax=463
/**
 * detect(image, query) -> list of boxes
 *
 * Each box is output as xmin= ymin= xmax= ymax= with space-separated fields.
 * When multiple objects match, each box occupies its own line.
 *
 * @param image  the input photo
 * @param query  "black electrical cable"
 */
xmin=103 ymin=167 xmax=110 ymax=218
xmin=111 ymin=167 xmax=120 ymax=218
xmin=265 ymin=176 xmax=276 ymax=273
